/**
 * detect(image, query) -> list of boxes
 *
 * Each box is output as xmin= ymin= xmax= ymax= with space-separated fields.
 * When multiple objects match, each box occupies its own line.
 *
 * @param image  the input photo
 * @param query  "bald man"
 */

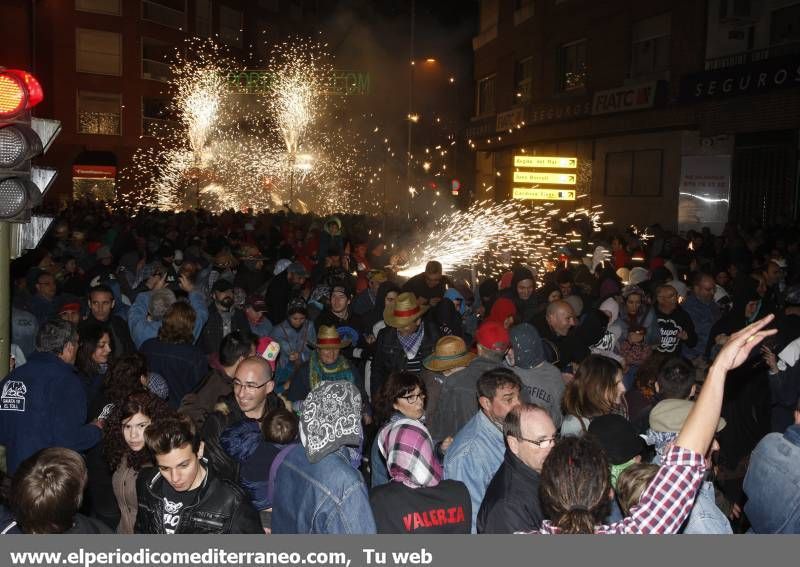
xmin=537 ymin=301 xmax=588 ymax=372
xmin=201 ymin=356 xmax=280 ymax=482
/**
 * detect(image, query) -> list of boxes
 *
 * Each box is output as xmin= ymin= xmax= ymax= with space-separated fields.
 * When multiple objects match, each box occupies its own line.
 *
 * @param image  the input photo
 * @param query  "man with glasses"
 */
xmin=444 ymin=367 xmax=522 ymax=533
xmin=200 ymin=356 xmax=280 ymax=482
xmin=477 ymin=404 xmax=556 ymax=533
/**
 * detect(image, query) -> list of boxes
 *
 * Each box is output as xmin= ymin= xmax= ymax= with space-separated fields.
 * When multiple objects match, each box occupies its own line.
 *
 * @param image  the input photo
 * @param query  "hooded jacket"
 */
xmin=500 ymin=268 xmax=537 ymax=324
xmin=509 ymin=324 xmax=564 ymax=428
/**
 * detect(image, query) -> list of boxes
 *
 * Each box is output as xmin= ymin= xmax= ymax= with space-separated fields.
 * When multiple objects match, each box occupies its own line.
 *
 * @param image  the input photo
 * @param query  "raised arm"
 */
xmin=675 ymin=314 xmax=775 ymax=455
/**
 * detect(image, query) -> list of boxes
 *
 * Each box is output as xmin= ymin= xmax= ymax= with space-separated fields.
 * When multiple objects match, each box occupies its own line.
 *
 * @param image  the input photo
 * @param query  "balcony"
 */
xmin=705 ymin=40 xmax=800 ymax=70
xmin=472 ymin=24 xmax=498 ymax=51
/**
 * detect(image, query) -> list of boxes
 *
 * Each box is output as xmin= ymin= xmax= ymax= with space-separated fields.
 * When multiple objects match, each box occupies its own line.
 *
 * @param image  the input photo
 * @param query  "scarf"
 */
xmin=397 ymin=323 xmax=425 ymax=360
xmin=379 ymin=417 xmax=442 ymax=488
xmin=308 ymin=351 xmax=355 ymax=390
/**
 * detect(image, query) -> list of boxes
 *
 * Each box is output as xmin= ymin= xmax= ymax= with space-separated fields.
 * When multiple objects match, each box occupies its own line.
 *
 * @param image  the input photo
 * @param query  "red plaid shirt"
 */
xmin=537 ymin=445 xmax=707 ymax=534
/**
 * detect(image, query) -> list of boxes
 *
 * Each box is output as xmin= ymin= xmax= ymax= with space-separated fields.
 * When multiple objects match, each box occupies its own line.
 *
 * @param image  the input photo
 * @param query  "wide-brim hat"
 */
xmin=423 ymin=336 xmax=476 ymax=372
xmin=314 ymin=325 xmax=351 ymax=350
xmin=384 ymin=291 xmax=429 ymax=328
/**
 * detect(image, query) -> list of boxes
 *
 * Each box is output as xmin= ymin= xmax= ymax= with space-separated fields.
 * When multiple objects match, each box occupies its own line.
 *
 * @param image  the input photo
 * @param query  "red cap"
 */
xmin=476 ymin=320 xmax=510 ymax=351
xmin=58 ymin=302 xmax=81 ymax=314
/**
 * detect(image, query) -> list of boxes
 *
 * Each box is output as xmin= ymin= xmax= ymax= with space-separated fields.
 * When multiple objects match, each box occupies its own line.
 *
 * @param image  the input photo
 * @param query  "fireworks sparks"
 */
xmin=397 ymin=200 xmax=610 ymax=281
xmin=118 ymin=38 xmax=387 ymax=216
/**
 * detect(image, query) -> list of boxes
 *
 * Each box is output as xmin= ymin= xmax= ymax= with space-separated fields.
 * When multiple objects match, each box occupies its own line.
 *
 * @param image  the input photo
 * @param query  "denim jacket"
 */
xmin=682 ymin=480 xmax=732 ymax=534
xmin=271 ymin=445 xmax=376 ymax=534
xmin=443 ymin=411 xmax=505 ymax=533
xmin=744 ymin=424 xmax=800 ymax=533
xmin=128 ymin=290 xmax=209 ymax=348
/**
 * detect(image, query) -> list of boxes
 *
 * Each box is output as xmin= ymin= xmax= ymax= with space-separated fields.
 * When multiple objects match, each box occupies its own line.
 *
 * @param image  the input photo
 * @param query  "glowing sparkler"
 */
xmin=398 ymin=200 xmax=611 ymax=281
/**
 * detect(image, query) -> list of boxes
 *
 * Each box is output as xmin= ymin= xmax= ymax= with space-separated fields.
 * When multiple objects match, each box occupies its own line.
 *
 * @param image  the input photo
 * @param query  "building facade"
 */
xmin=467 ymin=0 xmax=800 ymax=232
xmin=1 ymin=0 xmax=319 ymax=205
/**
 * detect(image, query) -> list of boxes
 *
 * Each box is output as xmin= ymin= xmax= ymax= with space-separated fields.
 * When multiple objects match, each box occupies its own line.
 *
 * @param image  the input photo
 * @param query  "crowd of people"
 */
xmin=1 ymin=200 xmax=799 ymax=534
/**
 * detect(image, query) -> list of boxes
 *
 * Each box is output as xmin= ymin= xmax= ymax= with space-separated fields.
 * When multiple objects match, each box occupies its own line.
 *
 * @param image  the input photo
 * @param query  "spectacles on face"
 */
xmin=516 ymin=434 xmax=559 ymax=448
xmin=399 ymin=392 xmax=426 ymax=405
xmin=232 ymin=380 xmax=270 ymax=393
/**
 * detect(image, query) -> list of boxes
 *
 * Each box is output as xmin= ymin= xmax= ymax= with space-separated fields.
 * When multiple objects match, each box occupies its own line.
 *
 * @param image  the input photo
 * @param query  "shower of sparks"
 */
xmin=117 ymin=38 xmax=387 ymax=216
xmin=397 ymin=200 xmax=610 ymax=281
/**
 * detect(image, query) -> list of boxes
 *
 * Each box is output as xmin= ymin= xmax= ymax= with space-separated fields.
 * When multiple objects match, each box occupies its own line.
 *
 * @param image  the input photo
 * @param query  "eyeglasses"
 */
xmin=399 ymin=392 xmax=426 ymax=404
xmin=232 ymin=380 xmax=270 ymax=393
xmin=515 ymin=435 xmax=559 ymax=448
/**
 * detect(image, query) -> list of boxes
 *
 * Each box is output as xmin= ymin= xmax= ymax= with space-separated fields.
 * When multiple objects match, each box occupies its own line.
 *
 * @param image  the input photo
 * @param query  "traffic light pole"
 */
xmin=0 ymin=222 xmax=10 ymax=377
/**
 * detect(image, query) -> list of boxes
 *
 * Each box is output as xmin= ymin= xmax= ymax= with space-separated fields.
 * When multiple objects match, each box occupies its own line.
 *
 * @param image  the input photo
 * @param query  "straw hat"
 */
xmin=384 ymin=291 xmax=429 ymax=328
xmin=314 ymin=325 xmax=351 ymax=350
xmin=423 ymin=336 xmax=476 ymax=372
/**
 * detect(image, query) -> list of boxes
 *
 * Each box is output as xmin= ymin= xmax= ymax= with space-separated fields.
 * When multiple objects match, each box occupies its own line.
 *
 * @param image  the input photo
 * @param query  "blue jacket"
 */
xmin=682 ymin=480 xmax=732 ymax=534
xmin=444 ymin=410 xmax=505 ymax=533
xmin=128 ymin=290 xmax=208 ymax=348
xmin=744 ymin=424 xmax=800 ymax=533
xmin=140 ymin=339 xmax=208 ymax=409
xmin=0 ymin=352 xmax=102 ymax=474
xmin=681 ymin=294 xmax=721 ymax=359
xmin=272 ymin=445 xmax=376 ymax=534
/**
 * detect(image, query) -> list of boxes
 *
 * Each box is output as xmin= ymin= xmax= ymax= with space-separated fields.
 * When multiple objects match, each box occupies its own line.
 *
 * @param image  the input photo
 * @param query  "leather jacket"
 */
xmin=134 ymin=460 xmax=262 ymax=534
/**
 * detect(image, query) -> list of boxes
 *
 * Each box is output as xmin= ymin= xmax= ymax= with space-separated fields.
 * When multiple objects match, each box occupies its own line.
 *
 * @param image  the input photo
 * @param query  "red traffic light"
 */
xmin=0 ymin=69 xmax=44 ymax=119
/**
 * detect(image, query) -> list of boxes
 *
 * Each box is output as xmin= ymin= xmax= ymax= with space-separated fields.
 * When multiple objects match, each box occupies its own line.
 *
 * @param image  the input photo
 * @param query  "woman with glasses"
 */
xmin=370 ymin=372 xmax=432 ymax=488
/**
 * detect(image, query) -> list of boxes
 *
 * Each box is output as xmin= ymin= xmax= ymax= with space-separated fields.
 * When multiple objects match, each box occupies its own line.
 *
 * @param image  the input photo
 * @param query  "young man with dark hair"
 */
xmin=656 ymin=357 xmax=697 ymax=400
xmin=444 ymin=367 xmax=522 ymax=532
xmin=402 ymin=260 xmax=447 ymax=307
xmin=4 ymin=447 xmax=112 ymax=534
xmin=86 ymin=284 xmax=136 ymax=357
xmin=135 ymin=415 xmax=262 ymax=534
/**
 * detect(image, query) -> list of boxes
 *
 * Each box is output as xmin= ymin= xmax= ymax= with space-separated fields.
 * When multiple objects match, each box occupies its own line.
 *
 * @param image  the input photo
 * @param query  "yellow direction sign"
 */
xmin=513 ymin=155 xmax=577 ymax=168
xmin=512 ymin=171 xmax=576 ymax=185
xmin=513 ymin=187 xmax=576 ymax=201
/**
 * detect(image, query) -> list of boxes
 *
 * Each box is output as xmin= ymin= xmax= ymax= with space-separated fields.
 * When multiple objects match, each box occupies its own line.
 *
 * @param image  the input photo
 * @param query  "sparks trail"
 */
xmin=398 ymin=200 xmax=610 ymax=280
xmin=117 ymin=38 xmax=386 ymax=215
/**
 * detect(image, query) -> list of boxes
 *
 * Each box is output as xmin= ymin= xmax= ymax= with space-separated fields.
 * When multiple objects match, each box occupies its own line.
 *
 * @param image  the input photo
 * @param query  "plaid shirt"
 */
xmin=537 ymin=446 xmax=707 ymax=534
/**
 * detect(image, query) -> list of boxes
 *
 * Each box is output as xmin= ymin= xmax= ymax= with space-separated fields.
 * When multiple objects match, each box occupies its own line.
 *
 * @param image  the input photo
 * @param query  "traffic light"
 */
xmin=0 ymin=67 xmax=60 ymax=223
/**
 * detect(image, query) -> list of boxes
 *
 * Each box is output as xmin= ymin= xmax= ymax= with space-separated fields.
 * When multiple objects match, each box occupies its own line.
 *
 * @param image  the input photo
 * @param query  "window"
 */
xmin=142 ymin=97 xmax=178 ymax=136
xmin=604 ymin=150 xmax=663 ymax=196
xmin=558 ymin=40 xmax=587 ymax=92
xmin=631 ymin=13 xmax=671 ymax=79
xmin=219 ymin=5 xmax=243 ymax=48
xmin=141 ymin=0 xmax=186 ymax=30
xmin=770 ymin=4 xmax=800 ymax=44
xmin=476 ymin=75 xmax=496 ymax=116
xmin=195 ymin=0 xmax=212 ymax=37
xmin=514 ymin=56 xmax=533 ymax=103
xmin=142 ymin=37 xmax=173 ymax=82
xmin=76 ymin=29 xmax=122 ymax=76
xmin=479 ymin=0 xmax=499 ymax=33
xmin=78 ymin=91 xmax=121 ymax=135
xmin=76 ymin=0 xmax=121 ymax=15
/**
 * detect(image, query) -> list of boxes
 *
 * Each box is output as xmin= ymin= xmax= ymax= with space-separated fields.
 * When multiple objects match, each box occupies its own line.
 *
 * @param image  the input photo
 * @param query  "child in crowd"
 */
xmin=618 ymin=325 xmax=652 ymax=390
